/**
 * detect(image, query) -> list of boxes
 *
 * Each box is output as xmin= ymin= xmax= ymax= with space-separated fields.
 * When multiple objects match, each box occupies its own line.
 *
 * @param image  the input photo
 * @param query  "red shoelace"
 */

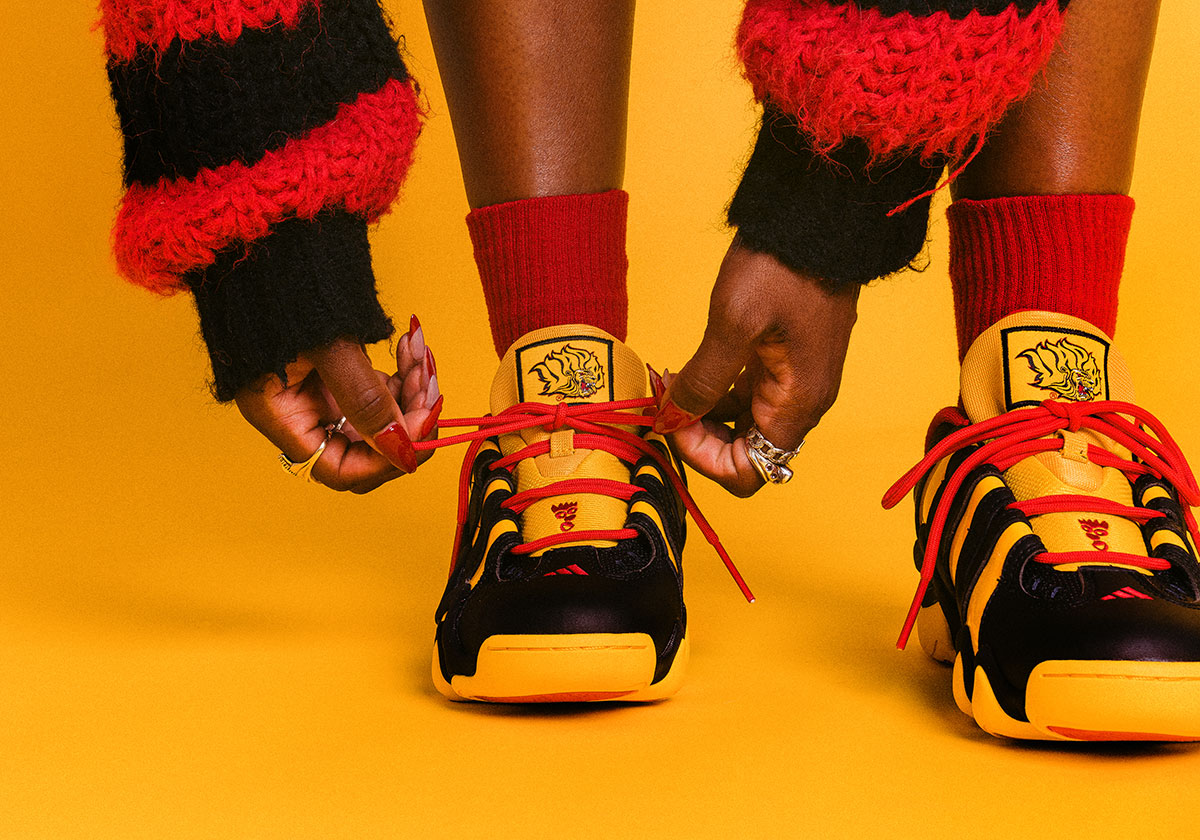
xmin=412 ymin=397 xmax=755 ymax=603
xmin=883 ymin=399 xmax=1200 ymax=649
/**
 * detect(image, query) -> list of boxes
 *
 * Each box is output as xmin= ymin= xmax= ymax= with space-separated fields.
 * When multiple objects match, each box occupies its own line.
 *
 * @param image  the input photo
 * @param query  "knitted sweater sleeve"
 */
xmin=727 ymin=0 xmax=1069 ymax=287
xmin=100 ymin=0 xmax=423 ymax=401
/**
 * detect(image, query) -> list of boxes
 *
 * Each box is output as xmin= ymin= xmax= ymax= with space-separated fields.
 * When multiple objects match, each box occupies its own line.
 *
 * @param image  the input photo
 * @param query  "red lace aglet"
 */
xmin=896 ymin=596 xmax=922 ymax=650
xmin=721 ymin=546 xmax=756 ymax=604
xmin=897 ymin=545 xmax=936 ymax=649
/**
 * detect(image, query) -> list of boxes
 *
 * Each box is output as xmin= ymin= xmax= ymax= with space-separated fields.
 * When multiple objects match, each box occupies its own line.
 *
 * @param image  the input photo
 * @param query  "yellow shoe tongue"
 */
xmin=489 ymin=325 xmax=649 ymax=552
xmin=959 ymin=311 xmax=1147 ymax=562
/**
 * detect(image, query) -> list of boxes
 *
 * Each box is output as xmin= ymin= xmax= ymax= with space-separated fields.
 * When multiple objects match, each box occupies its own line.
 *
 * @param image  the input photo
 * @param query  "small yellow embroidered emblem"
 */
xmin=529 ymin=344 xmax=606 ymax=401
xmin=1018 ymin=338 xmax=1104 ymax=402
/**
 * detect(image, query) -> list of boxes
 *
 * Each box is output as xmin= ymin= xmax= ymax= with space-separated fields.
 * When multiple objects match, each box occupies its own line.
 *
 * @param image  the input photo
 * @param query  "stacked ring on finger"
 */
xmin=745 ymin=425 xmax=804 ymax=485
xmin=279 ymin=416 xmax=347 ymax=482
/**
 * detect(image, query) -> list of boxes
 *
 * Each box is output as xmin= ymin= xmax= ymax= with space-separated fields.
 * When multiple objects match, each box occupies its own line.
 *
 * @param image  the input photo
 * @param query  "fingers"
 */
xmin=745 ymin=332 xmax=827 ymax=453
xmin=657 ymin=240 xmax=861 ymax=497
xmin=237 ymin=363 xmax=397 ymax=494
xmin=235 ymin=317 xmax=443 ymax=494
xmin=391 ymin=314 xmax=442 ymax=445
xmin=393 ymin=314 xmax=440 ymax=416
xmin=662 ymin=372 xmax=766 ymax=498
xmin=313 ymin=338 xmax=419 ymax=474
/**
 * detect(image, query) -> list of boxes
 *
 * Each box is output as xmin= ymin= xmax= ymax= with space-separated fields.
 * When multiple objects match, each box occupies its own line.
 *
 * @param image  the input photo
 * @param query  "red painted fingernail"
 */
xmin=376 ymin=421 xmax=418 ymax=473
xmin=653 ymin=400 xmax=702 ymax=435
xmin=646 ymin=364 xmax=665 ymax=403
xmin=418 ymin=395 xmax=444 ymax=439
xmin=409 ymin=314 xmax=420 ymax=338
xmin=425 ymin=346 xmax=437 ymax=379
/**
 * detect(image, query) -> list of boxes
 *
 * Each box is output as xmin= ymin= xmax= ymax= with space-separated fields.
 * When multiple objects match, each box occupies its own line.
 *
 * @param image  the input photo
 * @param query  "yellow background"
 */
xmin=3 ymin=1 xmax=1199 ymax=837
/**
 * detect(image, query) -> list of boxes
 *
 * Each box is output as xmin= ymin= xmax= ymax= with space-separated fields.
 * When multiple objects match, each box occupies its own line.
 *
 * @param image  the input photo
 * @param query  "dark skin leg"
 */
xmin=421 ymin=0 xmax=635 ymax=208
xmin=954 ymin=0 xmax=1162 ymax=200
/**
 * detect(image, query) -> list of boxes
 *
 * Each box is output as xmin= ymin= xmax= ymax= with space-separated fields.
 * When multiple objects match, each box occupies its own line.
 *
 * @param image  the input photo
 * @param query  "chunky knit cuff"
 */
xmin=100 ymin=0 xmax=422 ymax=396
xmin=730 ymin=0 xmax=1070 ymax=283
xmin=728 ymin=111 xmax=943 ymax=285
xmin=189 ymin=209 xmax=393 ymax=401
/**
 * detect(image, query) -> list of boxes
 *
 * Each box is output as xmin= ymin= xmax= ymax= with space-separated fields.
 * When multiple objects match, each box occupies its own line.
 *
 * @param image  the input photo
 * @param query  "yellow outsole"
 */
xmin=953 ymin=653 xmax=1200 ymax=741
xmin=433 ymin=632 xmax=688 ymax=703
xmin=1024 ymin=660 xmax=1200 ymax=741
xmin=926 ymin=602 xmax=1200 ymax=741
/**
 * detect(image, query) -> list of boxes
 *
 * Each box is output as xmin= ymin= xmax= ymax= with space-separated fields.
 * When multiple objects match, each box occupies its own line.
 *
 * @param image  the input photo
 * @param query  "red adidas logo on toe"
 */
xmin=544 ymin=564 xmax=588 ymax=577
xmin=1101 ymin=586 xmax=1153 ymax=601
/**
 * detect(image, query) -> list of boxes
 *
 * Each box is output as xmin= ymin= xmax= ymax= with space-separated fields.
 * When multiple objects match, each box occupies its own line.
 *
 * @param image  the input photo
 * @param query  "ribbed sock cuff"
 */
xmin=948 ymin=194 xmax=1135 ymax=360
xmin=466 ymin=190 xmax=630 ymax=356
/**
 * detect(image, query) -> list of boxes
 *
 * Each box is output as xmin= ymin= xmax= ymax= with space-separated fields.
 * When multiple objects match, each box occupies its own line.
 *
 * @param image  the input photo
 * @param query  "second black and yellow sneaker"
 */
xmin=886 ymin=311 xmax=1200 ymax=740
xmin=428 ymin=325 xmax=749 ymax=703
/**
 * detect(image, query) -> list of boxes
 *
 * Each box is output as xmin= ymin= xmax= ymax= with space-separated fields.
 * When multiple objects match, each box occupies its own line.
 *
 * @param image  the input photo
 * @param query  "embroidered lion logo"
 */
xmin=1017 ymin=338 xmax=1103 ymax=402
xmin=529 ymin=344 xmax=606 ymax=400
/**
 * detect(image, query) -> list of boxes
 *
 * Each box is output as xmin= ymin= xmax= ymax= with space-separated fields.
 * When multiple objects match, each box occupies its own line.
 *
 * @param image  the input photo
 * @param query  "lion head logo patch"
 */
xmin=529 ymin=344 xmax=606 ymax=401
xmin=1018 ymin=338 xmax=1103 ymax=402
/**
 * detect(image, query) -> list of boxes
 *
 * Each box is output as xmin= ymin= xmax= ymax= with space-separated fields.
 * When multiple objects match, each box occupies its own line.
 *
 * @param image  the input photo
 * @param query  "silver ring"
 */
xmin=279 ymin=416 xmax=347 ymax=482
xmin=745 ymin=426 xmax=804 ymax=485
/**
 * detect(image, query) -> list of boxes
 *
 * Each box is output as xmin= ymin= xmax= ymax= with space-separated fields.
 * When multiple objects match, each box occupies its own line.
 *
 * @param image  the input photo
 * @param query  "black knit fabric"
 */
xmin=728 ymin=111 xmax=945 ymax=286
xmin=186 ymin=209 xmax=394 ymax=401
xmin=110 ymin=0 xmax=408 ymax=187
xmin=855 ymin=0 xmax=1068 ymax=16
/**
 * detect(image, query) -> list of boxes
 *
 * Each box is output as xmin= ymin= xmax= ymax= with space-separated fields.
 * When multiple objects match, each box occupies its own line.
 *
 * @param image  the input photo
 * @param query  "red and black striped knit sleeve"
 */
xmin=100 ymin=0 xmax=423 ymax=401
xmin=726 ymin=0 xmax=1069 ymax=286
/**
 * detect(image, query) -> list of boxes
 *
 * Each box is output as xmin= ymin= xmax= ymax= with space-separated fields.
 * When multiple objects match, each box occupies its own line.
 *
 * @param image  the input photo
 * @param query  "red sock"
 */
xmin=948 ymin=194 xmax=1134 ymax=360
xmin=466 ymin=190 xmax=630 ymax=356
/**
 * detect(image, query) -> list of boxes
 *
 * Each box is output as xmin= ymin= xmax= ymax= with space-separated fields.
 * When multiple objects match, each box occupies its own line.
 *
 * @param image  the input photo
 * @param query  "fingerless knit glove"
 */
xmin=728 ymin=0 xmax=1070 ymax=285
xmin=100 ymin=0 xmax=423 ymax=399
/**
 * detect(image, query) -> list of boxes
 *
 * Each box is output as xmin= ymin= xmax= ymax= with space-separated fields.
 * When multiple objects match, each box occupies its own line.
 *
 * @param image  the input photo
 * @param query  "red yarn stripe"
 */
xmin=737 ymin=0 xmax=1066 ymax=162
xmin=114 ymin=76 xmax=423 ymax=293
xmin=99 ymin=0 xmax=316 ymax=63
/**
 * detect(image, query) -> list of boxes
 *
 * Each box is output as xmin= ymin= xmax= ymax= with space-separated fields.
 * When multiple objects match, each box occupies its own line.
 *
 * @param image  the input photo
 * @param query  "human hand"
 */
xmin=653 ymin=238 xmax=859 ymax=497
xmin=236 ymin=315 xmax=443 ymax=493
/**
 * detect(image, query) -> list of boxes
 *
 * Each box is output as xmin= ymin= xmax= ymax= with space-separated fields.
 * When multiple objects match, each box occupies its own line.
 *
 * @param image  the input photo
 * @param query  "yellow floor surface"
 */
xmin=4 ymin=2 xmax=1200 ymax=837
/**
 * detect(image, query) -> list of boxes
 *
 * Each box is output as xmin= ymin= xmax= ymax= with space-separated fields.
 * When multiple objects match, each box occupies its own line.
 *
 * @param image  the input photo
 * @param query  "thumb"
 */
xmin=313 ymin=338 xmax=418 ymax=473
xmin=654 ymin=322 xmax=752 ymax=434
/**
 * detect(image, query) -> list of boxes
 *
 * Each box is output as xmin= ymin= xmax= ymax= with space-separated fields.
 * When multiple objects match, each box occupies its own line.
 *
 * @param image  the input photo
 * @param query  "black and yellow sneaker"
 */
xmin=886 ymin=311 xmax=1200 ymax=740
xmin=428 ymin=325 xmax=750 ymax=703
